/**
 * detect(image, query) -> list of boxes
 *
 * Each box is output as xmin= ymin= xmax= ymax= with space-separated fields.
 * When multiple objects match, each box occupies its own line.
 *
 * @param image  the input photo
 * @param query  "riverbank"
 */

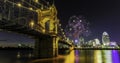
xmin=74 ymin=47 xmax=120 ymax=50
xmin=0 ymin=47 xmax=33 ymax=50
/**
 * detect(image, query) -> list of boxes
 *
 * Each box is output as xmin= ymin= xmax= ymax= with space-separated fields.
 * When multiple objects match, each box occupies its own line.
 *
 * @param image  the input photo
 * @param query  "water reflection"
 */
xmin=94 ymin=50 xmax=120 ymax=63
xmin=64 ymin=50 xmax=75 ymax=63
xmin=17 ymin=52 xmax=21 ymax=58
xmin=94 ymin=50 xmax=102 ymax=63
xmin=103 ymin=50 xmax=112 ymax=63
xmin=29 ymin=50 xmax=120 ymax=63
xmin=112 ymin=50 xmax=120 ymax=63
xmin=0 ymin=50 xmax=120 ymax=63
xmin=75 ymin=50 xmax=79 ymax=63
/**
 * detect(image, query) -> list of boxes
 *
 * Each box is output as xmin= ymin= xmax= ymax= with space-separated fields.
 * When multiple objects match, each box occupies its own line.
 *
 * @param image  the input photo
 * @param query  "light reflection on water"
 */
xmin=0 ymin=50 xmax=120 ymax=63
xmin=94 ymin=50 xmax=102 ymax=63
xmin=64 ymin=50 xmax=75 ymax=63
xmin=103 ymin=50 xmax=112 ymax=63
xmin=112 ymin=50 xmax=120 ymax=63
xmin=94 ymin=50 xmax=120 ymax=63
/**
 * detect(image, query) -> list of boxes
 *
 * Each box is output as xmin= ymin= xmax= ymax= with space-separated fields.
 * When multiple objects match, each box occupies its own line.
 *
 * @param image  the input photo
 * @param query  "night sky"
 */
xmin=55 ymin=0 xmax=120 ymax=42
xmin=0 ymin=0 xmax=120 ymax=46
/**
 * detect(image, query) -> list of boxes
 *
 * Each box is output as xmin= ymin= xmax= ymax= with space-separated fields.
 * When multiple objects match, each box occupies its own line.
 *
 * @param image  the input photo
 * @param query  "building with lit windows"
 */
xmin=94 ymin=38 xmax=101 ymax=45
xmin=79 ymin=37 xmax=84 ymax=45
xmin=102 ymin=32 xmax=110 ymax=46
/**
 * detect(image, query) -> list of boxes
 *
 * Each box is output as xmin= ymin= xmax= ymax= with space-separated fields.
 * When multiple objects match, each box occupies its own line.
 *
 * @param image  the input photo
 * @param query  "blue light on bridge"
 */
xmin=75 ymin=39 xmax=78 ymax=43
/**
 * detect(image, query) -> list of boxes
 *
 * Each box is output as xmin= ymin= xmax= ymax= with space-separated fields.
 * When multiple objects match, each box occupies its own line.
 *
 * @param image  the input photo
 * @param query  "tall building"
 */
xmin=102 ymin=32 xmax=110 ymax=46
xmin=79 ymin=37 xmax=84 ymax=45
xmin=94 ymin=38 xmax=101 ymax=45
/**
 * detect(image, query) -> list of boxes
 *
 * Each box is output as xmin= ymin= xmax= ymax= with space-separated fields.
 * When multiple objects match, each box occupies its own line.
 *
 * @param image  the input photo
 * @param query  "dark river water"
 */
xmin=0 ymin=50 xmax=120 ymax=63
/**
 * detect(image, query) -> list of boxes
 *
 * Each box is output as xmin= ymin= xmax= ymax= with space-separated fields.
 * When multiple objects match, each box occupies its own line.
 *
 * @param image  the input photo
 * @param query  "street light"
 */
xmin=29 ymin=7 xmax=33 ymax=10
xmin=34 ymin=0 xmax=38 ymax=3
xmin=61 ymin=29 xmax=63 ymax=31
xmin=17 ymin=3 xmax=22 ymax=7
xmin=62 ymin=32 xmax=64 ymax=34
xmin=29 ymin=20 xmax=34 ymax=28
xmin=59 ymin=24 xmax=61 ymax=26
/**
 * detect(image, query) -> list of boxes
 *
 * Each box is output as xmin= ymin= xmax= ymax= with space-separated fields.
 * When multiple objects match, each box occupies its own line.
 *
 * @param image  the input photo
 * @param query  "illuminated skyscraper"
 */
xmin=94 ymin=38 xmax=101 ymax=45
xmin=79 ymin=37 xmax=84 ymax=45
xmin=102 ymin=32 xmax=110 ymax=46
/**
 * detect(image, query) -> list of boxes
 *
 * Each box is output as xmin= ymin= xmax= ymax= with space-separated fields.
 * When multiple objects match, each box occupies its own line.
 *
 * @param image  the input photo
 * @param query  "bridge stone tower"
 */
xmin=34 ymin=5 xmax=59 ymax=58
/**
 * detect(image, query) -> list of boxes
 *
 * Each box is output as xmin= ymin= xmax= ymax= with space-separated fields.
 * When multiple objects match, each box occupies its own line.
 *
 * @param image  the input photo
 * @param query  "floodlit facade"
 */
xmin=88 ymin=38 xmax=101 ymax=47
xmin=102 ymin=32 xmax=110 ymax=46
xmin=94 ymin=38 xmax=101 ymax=45
xmin=109 ymin=42 xmax=119 ymax=48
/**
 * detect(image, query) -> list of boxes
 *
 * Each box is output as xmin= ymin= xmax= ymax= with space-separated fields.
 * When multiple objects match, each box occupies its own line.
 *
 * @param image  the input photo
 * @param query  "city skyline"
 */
xmin=1 ymin=0 xmax=120 ymax=62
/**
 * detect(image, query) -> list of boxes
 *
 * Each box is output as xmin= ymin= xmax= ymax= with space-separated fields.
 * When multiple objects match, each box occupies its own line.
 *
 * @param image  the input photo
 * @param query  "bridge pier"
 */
xmin=34 ymin=34 xmax=58 ymax=58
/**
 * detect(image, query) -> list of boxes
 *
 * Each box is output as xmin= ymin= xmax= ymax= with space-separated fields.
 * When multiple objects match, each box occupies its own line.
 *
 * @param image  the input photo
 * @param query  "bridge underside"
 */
xmin=0 ymin=18 xmax=74 ymax=58
xmin=0 ymin=19 xmax=58 ymax=58
xmin=0 ymin=19 xmax=73 ymax=58
xmin=0 ymin=19 xmax=41 ymax=36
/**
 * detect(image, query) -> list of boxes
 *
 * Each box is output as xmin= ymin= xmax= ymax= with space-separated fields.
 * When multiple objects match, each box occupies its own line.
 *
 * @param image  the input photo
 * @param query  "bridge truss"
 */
xmin=0 ymin=0 xmax=59 ymax=36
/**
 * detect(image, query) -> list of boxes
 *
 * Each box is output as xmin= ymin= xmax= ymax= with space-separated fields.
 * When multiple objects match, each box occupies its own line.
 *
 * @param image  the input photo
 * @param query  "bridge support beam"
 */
xmin=34 ymin=34 xmax=58 ymax=58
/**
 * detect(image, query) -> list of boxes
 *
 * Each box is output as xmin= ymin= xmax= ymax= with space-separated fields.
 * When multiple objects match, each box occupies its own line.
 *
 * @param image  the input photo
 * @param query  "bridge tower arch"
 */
xmin=34 ymin=5 xmax=59 ymax=58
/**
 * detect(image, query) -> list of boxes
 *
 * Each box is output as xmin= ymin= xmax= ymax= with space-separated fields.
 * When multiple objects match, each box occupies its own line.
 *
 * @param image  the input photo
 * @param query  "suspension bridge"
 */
xmin=0 ymin=0 xmax=73 ymax=58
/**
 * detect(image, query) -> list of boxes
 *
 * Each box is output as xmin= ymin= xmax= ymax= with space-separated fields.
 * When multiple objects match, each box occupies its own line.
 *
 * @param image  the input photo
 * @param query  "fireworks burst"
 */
xmin=65 ymin=15 xmax=90 ymax=42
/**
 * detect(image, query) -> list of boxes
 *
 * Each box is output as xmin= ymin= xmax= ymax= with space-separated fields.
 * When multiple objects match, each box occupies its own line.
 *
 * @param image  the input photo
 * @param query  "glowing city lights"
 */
xmin=34 ymin=0 xmax=38 ymax=3
xmin=17 ymin=3 xmax=22 ymax=7
xmin=29 ymin=20 xmax=34 ymax=28
xmin=102 ymin=32 xmax=110 ymax=46
xmin=94 ymin=50 xmax=102 ymax=63
xmin=29 ymin=8 xmax=33 ymax=10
